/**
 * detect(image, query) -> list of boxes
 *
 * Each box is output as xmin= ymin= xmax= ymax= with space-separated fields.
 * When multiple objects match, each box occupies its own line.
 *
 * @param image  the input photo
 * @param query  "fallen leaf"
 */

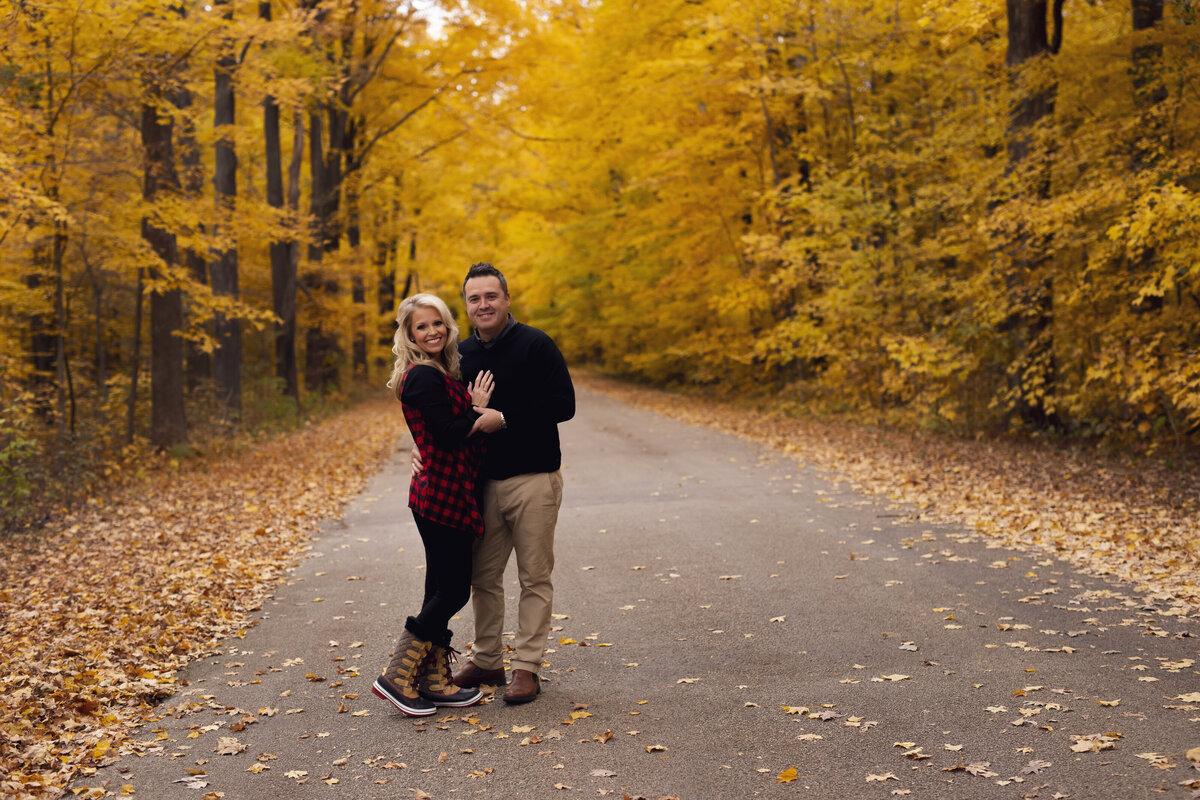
xmin=214 ymin=737 xmax=248 ymax=756
xmin=965 ymin=762 xmax=998 ymax=777
xmin=1069 ymin=733 xmax=1119 ymax=753
xmin=1136 ymin=752 xmax=1176 ymax=769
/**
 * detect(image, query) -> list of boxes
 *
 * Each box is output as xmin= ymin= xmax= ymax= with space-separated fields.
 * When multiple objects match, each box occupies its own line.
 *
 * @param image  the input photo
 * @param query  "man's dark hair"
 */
xmin=462 ymin=262 xmax=508 ymax=297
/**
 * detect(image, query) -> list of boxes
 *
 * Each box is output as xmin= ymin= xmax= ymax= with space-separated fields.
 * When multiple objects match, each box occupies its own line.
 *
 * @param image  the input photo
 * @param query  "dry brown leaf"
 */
xmin=0 ymin=399 xmax=407 ymax=794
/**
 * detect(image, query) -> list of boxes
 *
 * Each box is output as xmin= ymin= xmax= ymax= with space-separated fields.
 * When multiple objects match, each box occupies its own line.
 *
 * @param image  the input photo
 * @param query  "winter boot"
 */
xmin=372 ymin=625 xmax=436 ymax=716
xmin=419 ymin=632 xmax=483 ymax=708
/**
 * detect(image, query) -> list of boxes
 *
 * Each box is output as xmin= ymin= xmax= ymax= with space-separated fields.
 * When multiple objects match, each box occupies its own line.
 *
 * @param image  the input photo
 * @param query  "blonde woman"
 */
xmin=372 ymin=293 xmax=504 ymax=716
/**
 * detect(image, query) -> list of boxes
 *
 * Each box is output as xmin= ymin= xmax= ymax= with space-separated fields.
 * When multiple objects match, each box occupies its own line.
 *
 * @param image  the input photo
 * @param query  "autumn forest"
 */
xmin=3 ymin=0 xmax=1199 ymax=524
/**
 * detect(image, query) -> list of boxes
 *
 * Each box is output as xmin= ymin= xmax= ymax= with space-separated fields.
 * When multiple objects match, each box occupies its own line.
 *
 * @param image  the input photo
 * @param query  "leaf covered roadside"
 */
xmin=0 ymin=396 xmax=409 ymax=798
xmin=580 ymin=375 xmax=1200 ymax=608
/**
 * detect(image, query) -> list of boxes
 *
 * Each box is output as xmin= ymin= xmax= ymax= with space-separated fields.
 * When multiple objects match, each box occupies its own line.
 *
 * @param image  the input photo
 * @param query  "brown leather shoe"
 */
xmin=452 ymin=660 xmax=506 ymax=688
xmin=502 ymin=668 xmax=541 ymax=704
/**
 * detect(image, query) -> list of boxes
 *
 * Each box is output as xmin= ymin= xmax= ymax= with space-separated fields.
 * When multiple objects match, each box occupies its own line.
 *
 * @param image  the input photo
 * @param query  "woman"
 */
xmin=372 ymin=293 xmax=504 ymax=716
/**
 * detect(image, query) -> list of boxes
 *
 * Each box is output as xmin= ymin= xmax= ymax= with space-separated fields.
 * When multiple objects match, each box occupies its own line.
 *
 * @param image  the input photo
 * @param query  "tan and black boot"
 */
xmin=372 ymin=625 xmax=436 ymax=716
xmin=419 ymin=634 xmax=483 ymax=708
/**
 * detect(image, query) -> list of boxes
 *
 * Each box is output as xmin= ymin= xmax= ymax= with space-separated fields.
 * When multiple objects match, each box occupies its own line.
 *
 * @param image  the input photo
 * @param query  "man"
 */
xmin=449 ymin=262 xmax=575 ymax=704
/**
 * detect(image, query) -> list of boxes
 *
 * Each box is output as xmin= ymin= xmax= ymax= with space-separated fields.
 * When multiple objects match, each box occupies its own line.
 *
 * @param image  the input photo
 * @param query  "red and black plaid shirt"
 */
xmin=400 ymin=365 xmax=485 ymax=536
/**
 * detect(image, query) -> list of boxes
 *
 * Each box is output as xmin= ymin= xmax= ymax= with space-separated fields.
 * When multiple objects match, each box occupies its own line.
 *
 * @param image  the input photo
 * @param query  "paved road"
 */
xmin=87 ymin=388 xmax=1200 ymax=799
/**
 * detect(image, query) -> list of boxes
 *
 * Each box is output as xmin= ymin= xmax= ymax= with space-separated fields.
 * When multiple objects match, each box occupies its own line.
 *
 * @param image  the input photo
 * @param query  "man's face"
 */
xmin=464 ymin=276 xmax=511 ymax=340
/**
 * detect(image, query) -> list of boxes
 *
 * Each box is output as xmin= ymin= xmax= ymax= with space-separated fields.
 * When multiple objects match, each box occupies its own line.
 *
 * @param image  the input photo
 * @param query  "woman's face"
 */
xmin=410 ymin=306 xmax=448 ymax=357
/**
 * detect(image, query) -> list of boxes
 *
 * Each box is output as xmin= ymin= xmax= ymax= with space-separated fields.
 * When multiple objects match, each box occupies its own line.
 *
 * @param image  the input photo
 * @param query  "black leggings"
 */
xmin=409 ymin=514 xmax=475 ymax=644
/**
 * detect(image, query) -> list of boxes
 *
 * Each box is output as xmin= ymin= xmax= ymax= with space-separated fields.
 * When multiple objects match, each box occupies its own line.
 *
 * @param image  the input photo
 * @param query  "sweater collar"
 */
xmin=475 ymin=315 xmax=516 ymax=349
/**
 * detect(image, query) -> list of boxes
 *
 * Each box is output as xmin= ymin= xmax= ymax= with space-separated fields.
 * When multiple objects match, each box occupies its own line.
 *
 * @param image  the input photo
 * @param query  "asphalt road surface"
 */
xmin=85 ymin=388 xmax=1200 ymax=799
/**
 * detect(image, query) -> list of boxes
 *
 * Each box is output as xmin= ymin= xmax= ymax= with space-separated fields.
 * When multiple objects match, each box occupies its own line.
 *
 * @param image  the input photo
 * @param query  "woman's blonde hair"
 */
xmin=386 ymin=293 xmax=463 ymax=399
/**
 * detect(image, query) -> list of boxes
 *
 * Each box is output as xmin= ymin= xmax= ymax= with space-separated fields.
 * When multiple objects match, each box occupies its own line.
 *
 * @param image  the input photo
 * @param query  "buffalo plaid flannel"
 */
xmin=401 ymin=367 xmax=485 ymax=536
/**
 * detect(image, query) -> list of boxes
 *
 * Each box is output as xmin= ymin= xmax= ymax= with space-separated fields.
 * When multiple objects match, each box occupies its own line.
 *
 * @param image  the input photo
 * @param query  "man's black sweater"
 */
xmin=460 ymin=321 xmax=575 ymax=480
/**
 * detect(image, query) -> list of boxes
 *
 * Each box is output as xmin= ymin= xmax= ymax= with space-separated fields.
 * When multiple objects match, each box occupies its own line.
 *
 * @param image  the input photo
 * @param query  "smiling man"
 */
xmin=451 ymin=262 xmax=575 ymax=704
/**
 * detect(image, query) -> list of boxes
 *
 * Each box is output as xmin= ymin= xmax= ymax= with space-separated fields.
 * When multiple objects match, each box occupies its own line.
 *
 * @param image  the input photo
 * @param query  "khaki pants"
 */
xmin=468 ymin=470 xmax=563 ymax=674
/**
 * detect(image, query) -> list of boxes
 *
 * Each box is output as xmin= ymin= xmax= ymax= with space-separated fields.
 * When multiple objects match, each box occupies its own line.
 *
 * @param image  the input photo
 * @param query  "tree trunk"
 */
xmin=126 ymin=268 xmax=144 ymax=444
xmin=51 ymin=221 xmax=69 ymax=434
xmin=141 ymin=100 xmax=187 ymax=448
xmin=1003 ymin=0 xmax=1058 ymax=429
xmin=261 ymin=0 xmax=300 ymax=403
xmin=26 ymin=264 xmax=58 ymax=421
xmin=346 ymin=115 xmax=367 ymax=378
xmin=173 ymin=83 xmax=212 ymax=393
xmin=374 ymin=219 xmax=395 ymax=370
xmin=212 ymin=0 xmax=242 ymax=419
xmin=304 ymin=106 xmax=341 ymax=393
xmin=79 ymin=251 xmax=107 ymax=405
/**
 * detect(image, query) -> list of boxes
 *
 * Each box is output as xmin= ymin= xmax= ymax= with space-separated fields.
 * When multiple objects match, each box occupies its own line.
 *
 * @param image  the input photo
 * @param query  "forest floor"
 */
xmin=2 ymin=375 xmax=1198 ymax=798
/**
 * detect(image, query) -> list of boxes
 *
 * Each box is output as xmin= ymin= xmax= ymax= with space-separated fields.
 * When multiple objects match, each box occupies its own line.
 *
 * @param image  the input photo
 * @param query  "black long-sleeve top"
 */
xmin=459 ymin=321 xmax=575 ymax=480
xmin=400 ymin=364 xmax=479 ymax=450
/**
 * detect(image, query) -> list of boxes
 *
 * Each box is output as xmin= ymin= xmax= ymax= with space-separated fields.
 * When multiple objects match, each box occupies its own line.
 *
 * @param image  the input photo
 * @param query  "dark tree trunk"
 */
xmin=374 ymin=229 xmax=395 ymax=369
xmin=28 ymin=45 xmax=65 ymax=427
xmin=80 ymin=252 xmax=107 ymax=405
xmin=51 ymin=222 xmax=69 ymax=433
xmin=126 ymin=268 xmax=144 ymax=444
xmin=212 ymin=0 xmax=242 ymax=419
xmin=304 ymin=106 xmax=342 ymax=393
xmin=301 ymin=0 xmax=359 ymax=394
xmin=288 ymin=106 xmax=304 ymax=315
xmin=1003 ymin=0 xmax=1059 ymax=429
xmin=173 ymin=83 xmax=212 ymax=393
xmin=346 ymin=115 xmax=367 ymax=378
xmin=26 ymin=264 xmax=58 ymax=419
xmin=141 ymin=100 xmax=187 ymax=448
xmin=261 ymin=0 xmax=300 ymax=402
xmin=287 ymin=109 xmax=306 ymax=397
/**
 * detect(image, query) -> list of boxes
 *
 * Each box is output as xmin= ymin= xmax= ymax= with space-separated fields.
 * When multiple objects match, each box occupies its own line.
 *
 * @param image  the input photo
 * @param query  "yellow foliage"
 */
xmin=2 ymin=0 xmax=1199 ymax=447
